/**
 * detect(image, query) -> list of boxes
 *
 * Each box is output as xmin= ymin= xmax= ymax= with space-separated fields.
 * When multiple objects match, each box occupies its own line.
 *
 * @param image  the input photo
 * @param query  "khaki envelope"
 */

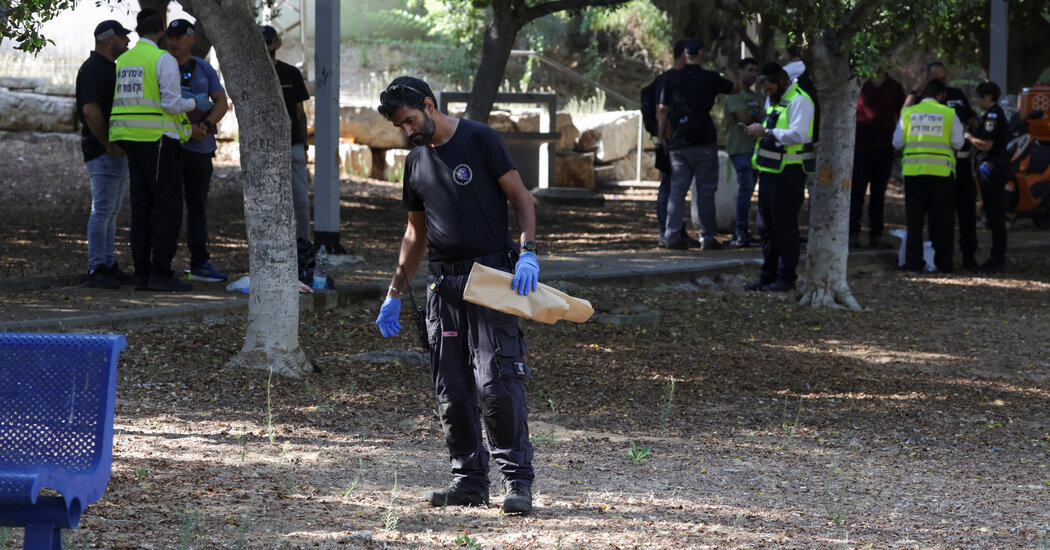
xmin=462 ymin=263 xmax=594 ymax=324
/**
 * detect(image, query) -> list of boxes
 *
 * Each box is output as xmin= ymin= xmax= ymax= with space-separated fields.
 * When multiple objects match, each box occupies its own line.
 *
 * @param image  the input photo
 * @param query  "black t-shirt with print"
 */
xmin=274 ymin=60 xmax=310 ymax=145
xmin=403 ymin=118 xmax=518 ymax=262
xmin=75 ymin=51 xmax=118 ymax=162
xmin=975 ymin=104 xmax=1010 ymax=162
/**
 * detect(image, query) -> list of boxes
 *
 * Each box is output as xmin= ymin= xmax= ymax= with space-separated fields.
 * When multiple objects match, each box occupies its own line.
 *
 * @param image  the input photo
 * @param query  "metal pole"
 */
xmin=313 ymin=0 xmax=344 ymax=253
xmin=989 ymin=0 xmax=1008 ymax=90
xmin=635 ymin=115 xmax=643 ymax=183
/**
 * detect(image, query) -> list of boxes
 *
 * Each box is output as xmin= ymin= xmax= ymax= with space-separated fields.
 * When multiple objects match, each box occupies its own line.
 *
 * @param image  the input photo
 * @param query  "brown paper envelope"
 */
xmin=462 ymin=263 xmax=593 ymax=324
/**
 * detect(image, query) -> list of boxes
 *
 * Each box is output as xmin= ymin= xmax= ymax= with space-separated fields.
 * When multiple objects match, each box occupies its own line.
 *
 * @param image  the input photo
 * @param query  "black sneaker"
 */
xmin=148 ymin=275 xmax=194 ymax=292
xmin=658 ymin=236 xmax=689 ymax=250
xmin=426 ymin=481 xmax=489 ymax=508
xmin=87 ymin=268 xmax=120 ymax=289
xmin=502 ymin=482 xmax=533 ymax=514
xmin=679 ymin=232 xmax=702 ymax=248
xmin=730 ymin=232 xmax=755 ymax=248
xmin=744 ymin=279 xmax=770 ymax=291
xmin=699 ymin=239 xmax=723 ymax=251
xmin=106 ymin=262 xmax=135 ymax=283
xmin=761 ymin=279 xmax=796 ymax=292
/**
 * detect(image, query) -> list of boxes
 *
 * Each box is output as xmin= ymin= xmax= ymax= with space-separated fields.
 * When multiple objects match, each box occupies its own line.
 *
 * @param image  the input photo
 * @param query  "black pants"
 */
xmin=122 ymin=138 xmax=183 ymax=279
xmin=426 ymin=252 xmax=534 ymax=492
xmin=180 ymin=150 xmax=214 ymax=270
xmin=904 ymin=175 xmax=954 ymax=272
xmin=955 ymin=157 xmax=978 ymax=262
xmin=979 ymin=162 xmax=1010 ymax=263
xmin=849 ymin=147 xmax=894 ymax=238
xmin=757 ymin=164 xmax=806 ymax=284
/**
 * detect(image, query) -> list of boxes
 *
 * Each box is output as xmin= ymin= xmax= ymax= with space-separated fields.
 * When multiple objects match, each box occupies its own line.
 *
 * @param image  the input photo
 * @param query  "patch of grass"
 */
xmin=383 ymin=472 xmax=400 ymax=534
xmin=175 ymin=508 xmax=203 ymax=550
xmin=626 ymin=442 xmax=651 ymax=464
xmin=781 ymin=393 xmax=805 ymax=437
xmin=227 ymin=515 xmax=249 ymax=550
xmin=266 ymin=367 xmax=277 ymax=443
xmin=135 ymin=467 xmax=150 ymax=484
xmin=455 ymin=534 xmax=481 ymax=548
xmin=342 ymin=457 xmax=364 ymax=499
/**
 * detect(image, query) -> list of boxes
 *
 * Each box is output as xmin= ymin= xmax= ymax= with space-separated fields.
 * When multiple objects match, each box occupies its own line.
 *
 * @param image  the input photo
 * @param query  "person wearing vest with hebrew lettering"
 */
xmin=742 ymin=62 xmax=816 ymax=293
xmin=892 ymin=79 xmax=965 ymax=273
xmin=109 ymin=9 xmax=212 ymax=292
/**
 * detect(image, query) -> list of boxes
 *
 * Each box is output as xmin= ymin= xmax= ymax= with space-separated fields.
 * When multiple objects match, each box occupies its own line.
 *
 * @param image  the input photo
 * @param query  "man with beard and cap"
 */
xmin=110 ymin=8 xmax=211 ymax=292
xmin=77 ymin=19 xmax=132 ymax=289
xmin=743 ymin=62 xmax=816 ymax=292
xmin=373 ymin=76 xmax=539 ymax=515
xmin=261 ymin=25 xmax=312 ymax=244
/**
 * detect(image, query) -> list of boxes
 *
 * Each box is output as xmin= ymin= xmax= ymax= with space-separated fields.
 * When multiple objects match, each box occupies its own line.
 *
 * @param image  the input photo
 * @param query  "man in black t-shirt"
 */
xmin=642 ymin=40 xmax=692 ymax=243
xmin=261 ymin=25 xmax=312 ymax=242
xmin=656 ymin=39 xmax=738 ymax=250
xmin=75 ymin=20 xmax=133 ymax=289
xmin=964 ymin=81 xmax=1012 ymax=272
xmin=374 ymin=77 xmax=540 ymax=515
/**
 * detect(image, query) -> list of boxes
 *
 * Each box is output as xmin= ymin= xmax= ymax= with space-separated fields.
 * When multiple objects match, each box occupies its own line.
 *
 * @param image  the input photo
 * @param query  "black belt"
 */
xmin=428 ymin=249 xmax=515 ymax=276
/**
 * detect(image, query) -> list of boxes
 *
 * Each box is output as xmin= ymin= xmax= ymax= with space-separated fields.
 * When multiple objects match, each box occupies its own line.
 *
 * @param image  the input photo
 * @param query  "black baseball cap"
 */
xmin=94 ymin=20 xmax=132 ymax=42
xmin=259 ymin=25 xmax=278 ymax=45
xmin=166 ymin=19 xmax=195 ymax=37
xmin=684 ymin=38 xmax=704 ymax=55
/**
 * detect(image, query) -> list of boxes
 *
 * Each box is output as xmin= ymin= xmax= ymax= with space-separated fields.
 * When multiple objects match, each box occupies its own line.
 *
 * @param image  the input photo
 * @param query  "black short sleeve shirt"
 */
xmin=975 ymin=104 xmax=1010 ymax=161
xmin=75 ymin=51 xmax=117 ymax=162
xmin=274 ymin=60 xmax=310 ymax=145
xmin=402 ymin=119 xmax=518 ymax=262
xmin=946 ymin=87 xmax=976 ymax=154
xmin=659 ymin=65 xmax=734 ymax=150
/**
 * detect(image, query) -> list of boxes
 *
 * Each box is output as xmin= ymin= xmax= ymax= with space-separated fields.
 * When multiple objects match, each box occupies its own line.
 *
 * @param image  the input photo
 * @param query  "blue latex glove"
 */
xmin=194 ymin=93 xmax=213 ymax=112
xmin=511 ymin=252 xmax=540 ymax=296
xmin=180 ymin=85 xmax=194 ymax=99
xmin=978 ymin=163 xmax=991 ymax=179
xmin=375 ymin=296 xmax=402 ymax=338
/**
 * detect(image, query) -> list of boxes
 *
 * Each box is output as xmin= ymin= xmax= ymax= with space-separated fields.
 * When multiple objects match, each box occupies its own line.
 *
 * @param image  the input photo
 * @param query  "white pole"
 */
xmin=635 ymin=113 xmax=643 ymax=183
xmin=989 ymin=0 xmax=1008 ymax=89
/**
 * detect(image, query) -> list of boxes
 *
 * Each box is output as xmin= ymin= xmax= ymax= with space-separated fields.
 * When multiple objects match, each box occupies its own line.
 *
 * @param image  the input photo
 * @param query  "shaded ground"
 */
xmin=2 ymin=133 xmax=1050 ymax=549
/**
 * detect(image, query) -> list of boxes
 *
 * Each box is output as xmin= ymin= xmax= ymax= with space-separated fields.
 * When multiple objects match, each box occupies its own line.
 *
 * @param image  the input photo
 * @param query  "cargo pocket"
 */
xmin=494 ymin=325 xmax=529 ymax=379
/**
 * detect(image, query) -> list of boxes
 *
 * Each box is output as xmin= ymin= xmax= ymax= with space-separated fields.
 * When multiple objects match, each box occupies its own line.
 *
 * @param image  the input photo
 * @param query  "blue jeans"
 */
xmin=86 ymin=154 xmax=129 ymax=271
xmin=731 ymin=153 xmax=757 ymax=236
xmin=291 ymin=143 xmax=311 ymax=242
xmin=665 ymin=145 xmax=718 ymax=244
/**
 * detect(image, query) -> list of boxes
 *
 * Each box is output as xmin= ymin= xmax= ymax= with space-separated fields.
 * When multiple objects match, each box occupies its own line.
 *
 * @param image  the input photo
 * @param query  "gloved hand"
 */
xmin=978 ymin=162 xmax=992 ymax=180
xmin=511 ymin=252 xmax=539 ymax=296
xmin=194 ymin=93 xmax=213 ymax=112
xmin=375 ymin=296 xmax=402 ymax=338
xmin=180 ymin=85 xmax=194 ymax=99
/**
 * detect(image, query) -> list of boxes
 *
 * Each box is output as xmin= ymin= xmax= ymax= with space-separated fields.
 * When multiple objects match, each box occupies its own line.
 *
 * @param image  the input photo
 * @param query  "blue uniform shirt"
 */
xmin=179 ymin=56 xmax=224 ymax=154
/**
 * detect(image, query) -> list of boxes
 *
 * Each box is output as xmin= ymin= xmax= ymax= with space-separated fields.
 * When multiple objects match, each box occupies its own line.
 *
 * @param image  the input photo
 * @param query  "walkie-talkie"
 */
xmin=399 ymin=265 xmax=429 ymax=352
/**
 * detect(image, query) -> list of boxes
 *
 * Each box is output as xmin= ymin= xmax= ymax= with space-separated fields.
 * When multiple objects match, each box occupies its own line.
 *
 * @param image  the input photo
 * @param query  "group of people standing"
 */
xmin=646 ymin=40 xmax=818 ymax=292
xmin=75 ymin=11 xmax=312 ymax=291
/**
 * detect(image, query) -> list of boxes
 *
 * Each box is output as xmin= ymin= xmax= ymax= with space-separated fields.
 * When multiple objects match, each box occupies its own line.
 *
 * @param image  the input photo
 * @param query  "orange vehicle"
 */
xmin=1019 ymin=86 xmax=1050 ymax=142
xmin=1005 ymin=108 xmax=1050 ymax=228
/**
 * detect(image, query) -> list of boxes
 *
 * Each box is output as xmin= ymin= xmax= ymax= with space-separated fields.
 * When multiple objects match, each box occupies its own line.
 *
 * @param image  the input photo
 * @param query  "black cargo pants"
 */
xmin=426 ymin=251 xmax=534 ymax=493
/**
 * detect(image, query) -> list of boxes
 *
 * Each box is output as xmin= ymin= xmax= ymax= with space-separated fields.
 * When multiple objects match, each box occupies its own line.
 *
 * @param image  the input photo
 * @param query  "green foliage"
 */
xmin=0 ymin=0 xmax=77 ymax=53
xmin=584 ymin=0 xmax=672 ymax=65
xmin=455 ymin=534 xmax=482 ymax=548
xmin=626 ymin=441 xmax=651 ymax=464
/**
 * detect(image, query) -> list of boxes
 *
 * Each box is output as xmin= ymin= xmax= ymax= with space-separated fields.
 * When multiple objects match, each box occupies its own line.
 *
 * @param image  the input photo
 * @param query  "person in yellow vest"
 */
xmin=892 ymin=79 xmax=965 ymax=273
xmin=109 ymin=9 xmax=211 ymax=292
xmin=741 ymin=62 xmax=816 ymax=292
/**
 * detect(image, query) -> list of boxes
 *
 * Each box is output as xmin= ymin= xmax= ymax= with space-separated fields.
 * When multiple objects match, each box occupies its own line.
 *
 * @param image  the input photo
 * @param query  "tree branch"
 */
xmin=834 ymin=0 xmax=885 ymax=44
xmin=523 ymin=0 xmax=627 ymax=23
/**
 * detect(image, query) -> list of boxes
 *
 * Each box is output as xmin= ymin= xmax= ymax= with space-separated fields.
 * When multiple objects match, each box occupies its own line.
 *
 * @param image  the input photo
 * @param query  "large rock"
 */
xmin=0 ymin=77 xmax=47 ymax=90
xmin=594 ymin=149 xmax=660 ymax=182
xmin=339 ymin=105 xmax=406 ymax=149
xmin=555 ymin=113 xmax=579 ymax=152
xmin=555 ymin=151 xmax=595 ymax=190
xmin=33 ymin=85 xmax=76 ymax=97
xmin=574 ymin=111 xmax=642 ymax=162
xmin=371 ymin=148 xmax=409 ymax=181
xmin=339 ymin=141 xmax=372 ymax=179
xmin=0 ymin=89 xmax=77 ymax=132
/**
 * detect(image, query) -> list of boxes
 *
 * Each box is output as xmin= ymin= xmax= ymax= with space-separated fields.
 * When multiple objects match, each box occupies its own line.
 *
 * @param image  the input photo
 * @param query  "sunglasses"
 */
xmin=383 ymin=83 xmax=424 ymax=100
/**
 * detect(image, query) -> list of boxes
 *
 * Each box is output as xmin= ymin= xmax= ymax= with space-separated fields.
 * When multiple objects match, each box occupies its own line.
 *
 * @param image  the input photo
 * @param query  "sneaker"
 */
xmin=148 ymin=275 xmax=194 ymax=292
xmin=186 ymin=262 xmax=228 ymax=282
xmin=658 ymin=236 xmax=689 ymax=250
xmin=426 ymin=481 xmax=489 ymax=508
xmin=761 ymin=279 xmax=796 ymax=292
xmin=502 ymin=482 xmax=533 ymax=514
xmin=699 ymin=239 xmax=723 ymax=251
xmin=105 ymin=262 xmax=135 ymax=283
xmin=730 ymin=232 xmax=755 ymax=248
xmin=87 ymin=268 xmax=120 ymax=289
xmin=744 ymin=279 xmax=771 ymax=291
xmin=680 ymin=233 xmax=703 ymax=248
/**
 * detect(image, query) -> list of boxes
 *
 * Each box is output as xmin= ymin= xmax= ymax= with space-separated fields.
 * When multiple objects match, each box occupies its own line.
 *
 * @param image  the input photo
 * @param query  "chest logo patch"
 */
xmin=453 ymin=164 xmax=473 ymax=186
xmin=985 ymin=119 xmax=997 ymax=132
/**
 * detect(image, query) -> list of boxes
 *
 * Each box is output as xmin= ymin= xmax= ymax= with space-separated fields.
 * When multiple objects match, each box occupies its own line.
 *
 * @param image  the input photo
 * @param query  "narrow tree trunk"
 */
xmin=798 ymin=38 xmax=862 ymax=310
xmin=465 ymin=15 xmax=520 ymax=122
xmin=189 ymin=0 xmax=314 ymax=377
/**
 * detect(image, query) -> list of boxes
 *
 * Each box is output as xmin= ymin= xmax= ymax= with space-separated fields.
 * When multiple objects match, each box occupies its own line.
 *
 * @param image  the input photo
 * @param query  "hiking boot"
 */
xmin=105 ymin=262 xmax=135 ymax=283
xmin=87 ymin=268 xmax=120 ymax=289
xmin=186 ymin=262 xmax=228 ymax=282
xmin=426 ymin=481 xmax=489 ymax=508
xmin=148 ymin=275 xmax=194 ymax=292
xmin=502 ymin=482 xmax=533 ymax=514
xmin=761 ymin=279 xmax=796 ymax=292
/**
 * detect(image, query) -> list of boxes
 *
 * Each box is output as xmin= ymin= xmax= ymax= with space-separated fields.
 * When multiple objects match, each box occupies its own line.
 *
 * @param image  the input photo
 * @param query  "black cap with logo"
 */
xmin=166 ymin=19 xmax=195 ymax=38
xmin=94 ymin=20 xmax=132 ymax=42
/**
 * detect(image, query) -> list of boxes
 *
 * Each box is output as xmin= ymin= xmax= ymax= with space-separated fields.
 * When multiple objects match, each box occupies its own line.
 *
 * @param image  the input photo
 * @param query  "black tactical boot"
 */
xmin=502 ymin=482 xmax=533 ymax=514
xmin=426 ymin=480 xmax=489 ymax=507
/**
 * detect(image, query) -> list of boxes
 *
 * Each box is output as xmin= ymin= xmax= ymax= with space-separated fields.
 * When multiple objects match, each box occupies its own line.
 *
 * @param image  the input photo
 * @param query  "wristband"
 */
xmin=388 ymin=285 xmax=402 ymax=295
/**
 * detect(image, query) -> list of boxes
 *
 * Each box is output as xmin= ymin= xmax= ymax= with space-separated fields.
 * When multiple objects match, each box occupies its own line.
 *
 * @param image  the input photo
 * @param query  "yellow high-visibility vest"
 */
xmin=900 ymin=100 xmax=956 ymax=177
xmin=109 ymin=41 xmax=190 ymax=143
xmin=752 ymin=83 xmax=816 ymax=174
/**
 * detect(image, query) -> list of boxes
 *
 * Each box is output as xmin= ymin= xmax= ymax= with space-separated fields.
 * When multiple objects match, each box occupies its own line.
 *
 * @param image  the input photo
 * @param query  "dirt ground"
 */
xmin=2 ymin=134 xmax=1050 ymax=549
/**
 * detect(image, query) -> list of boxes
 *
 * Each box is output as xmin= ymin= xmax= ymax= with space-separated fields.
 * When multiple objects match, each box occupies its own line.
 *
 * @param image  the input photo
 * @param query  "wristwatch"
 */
xmin=521 ymin=240 xmax=537 ymax=253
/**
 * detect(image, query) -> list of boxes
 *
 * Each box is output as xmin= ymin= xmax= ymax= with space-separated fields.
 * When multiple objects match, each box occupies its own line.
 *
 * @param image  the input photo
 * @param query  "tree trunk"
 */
xmin=189 ymin=0 xmax=314 ymax=378
xmin=798 ymin=37 xmax=862 ymax=310
xmin=465 ymin=14 xmax=521 ymax=122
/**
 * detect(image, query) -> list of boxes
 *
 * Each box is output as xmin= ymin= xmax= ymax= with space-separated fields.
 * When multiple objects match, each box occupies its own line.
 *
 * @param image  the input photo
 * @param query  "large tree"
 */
xmin=3 ymin=0 xmax=312 ymax=378
xmin=463 ymin=0 xmax=629 ymax=122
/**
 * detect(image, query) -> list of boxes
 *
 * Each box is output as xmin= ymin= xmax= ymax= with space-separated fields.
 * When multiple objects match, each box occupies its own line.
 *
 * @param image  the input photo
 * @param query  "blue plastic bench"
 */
xmin=0 ymin=333 xmax=125 ymax=550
